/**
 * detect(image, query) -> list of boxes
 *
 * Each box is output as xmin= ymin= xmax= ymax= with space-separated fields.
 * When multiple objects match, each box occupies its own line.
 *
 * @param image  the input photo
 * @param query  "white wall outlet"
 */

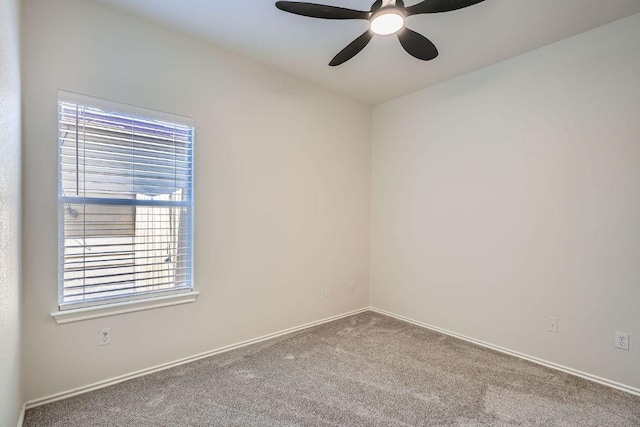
xmin=98 ymin=328 xmax=111 ymax=346
xmin=615 ymin=332 xmax=629 ymax=350
xmin=349 ymin=282 xmax=355 ymax=293
xmin=324 ymin=286 xmax=330 ymax=297
xmin=548 ymin=317 xmax=558 ymax=333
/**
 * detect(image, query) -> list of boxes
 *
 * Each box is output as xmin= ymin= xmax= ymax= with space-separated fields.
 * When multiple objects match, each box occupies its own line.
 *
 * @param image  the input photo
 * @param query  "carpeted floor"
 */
xmin=25 ymin=311 xmax=640 ymax=426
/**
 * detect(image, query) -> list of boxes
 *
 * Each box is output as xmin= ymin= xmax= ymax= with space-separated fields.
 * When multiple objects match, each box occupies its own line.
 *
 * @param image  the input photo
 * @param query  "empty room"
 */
xmin=1 ymin=0 xmax=640 ymax=425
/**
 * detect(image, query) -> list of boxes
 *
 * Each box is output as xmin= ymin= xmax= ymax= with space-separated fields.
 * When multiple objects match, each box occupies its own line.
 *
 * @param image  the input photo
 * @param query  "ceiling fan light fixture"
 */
xmin=370 ymin=11 xmax=405 ymax=36
xmin=275 ymin=0 xmax=488 ymax=65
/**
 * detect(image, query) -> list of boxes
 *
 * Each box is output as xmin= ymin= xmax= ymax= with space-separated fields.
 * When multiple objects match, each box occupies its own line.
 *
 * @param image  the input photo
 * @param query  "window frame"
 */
xmin=53 ymin=90 xmax=197 ymax=323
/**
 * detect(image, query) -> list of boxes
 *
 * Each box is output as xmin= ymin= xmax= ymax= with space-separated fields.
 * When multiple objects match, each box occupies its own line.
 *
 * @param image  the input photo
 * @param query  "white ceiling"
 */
xmin=94 ymin=0 xmax=640 ymax=105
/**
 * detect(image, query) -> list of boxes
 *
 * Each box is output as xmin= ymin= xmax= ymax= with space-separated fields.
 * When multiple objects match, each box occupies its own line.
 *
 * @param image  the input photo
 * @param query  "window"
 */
xmin=57 ymin=92 xmax=194 ymax=313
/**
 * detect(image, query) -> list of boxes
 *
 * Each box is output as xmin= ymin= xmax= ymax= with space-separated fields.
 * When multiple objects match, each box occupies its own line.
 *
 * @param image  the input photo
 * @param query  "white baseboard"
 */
xmin=369 ymin=306 xmax=640 ymax=397
xmin=23 ymin=305 xmax=639 ymax=412
xmin=24 ymin=307 xmax=369 ymax=409
xmin=17 ymin=404 xmax=25 ymax=427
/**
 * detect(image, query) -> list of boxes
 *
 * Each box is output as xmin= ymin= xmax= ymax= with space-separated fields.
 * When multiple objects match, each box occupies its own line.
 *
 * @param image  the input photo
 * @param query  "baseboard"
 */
xmin=24 ymin=305 xmax=639 ymax=411
xmin=369 ymin=306 xmax=640 ymax=397
xmin=24 ymin=306 xmax=369 ymax=410
xmin=17 ymin=404 xmax=25 ymax=427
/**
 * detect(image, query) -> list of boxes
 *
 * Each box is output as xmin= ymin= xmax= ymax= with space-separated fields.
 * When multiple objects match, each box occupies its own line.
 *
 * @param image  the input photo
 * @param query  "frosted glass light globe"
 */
xmin=370 ymin=12 xmax=404 ymax=36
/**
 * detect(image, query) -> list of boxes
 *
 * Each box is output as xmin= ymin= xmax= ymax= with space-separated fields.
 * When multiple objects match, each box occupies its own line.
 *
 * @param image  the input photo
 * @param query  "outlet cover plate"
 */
xmin=615 ymin=332 xmax=629 ymax=350
xmin=99 ymin=328 xmax=111 ymax=346
xmin=548 ymin=317 xmax=558 ymax=333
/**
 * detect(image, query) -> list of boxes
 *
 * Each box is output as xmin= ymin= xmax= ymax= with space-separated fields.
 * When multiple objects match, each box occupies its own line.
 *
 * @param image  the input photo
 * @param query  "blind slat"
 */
xmin=63 ymin=283 xmax=191 ymax=298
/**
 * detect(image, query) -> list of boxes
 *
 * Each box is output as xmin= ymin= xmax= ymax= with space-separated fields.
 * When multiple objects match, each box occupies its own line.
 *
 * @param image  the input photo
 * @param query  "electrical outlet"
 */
xmin=548 ymin=317 xmax=558 ymax=333
xmin=98 ymin=328 xmax=111 ymax=346
xmin=615 ymin=332 xmax=629 ymax=350
xmin=324 ymin=286 xmax=330 ymax=297
xmin=349 ymin=282 xmax=355 ymax=293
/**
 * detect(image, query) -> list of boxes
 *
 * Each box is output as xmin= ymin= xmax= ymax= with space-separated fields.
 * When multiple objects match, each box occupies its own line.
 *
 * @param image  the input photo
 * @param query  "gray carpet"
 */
xmin=25 ymin=311 xmax=640 ymax=426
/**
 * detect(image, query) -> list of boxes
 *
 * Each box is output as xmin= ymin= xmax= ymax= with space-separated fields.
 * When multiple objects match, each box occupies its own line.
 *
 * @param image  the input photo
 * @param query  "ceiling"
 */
xmin=94 ymin=0 xmax=640 ymax=105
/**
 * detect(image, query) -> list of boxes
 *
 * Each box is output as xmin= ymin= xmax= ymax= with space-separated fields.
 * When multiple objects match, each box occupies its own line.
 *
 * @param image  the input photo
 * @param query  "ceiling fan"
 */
xmin=275 ymin=0 xmax=486 ymax=66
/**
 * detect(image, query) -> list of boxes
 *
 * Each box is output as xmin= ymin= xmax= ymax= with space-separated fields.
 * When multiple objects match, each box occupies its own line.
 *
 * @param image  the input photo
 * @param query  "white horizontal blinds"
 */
xmin=58 ymin=99 xmax=194 ymax=309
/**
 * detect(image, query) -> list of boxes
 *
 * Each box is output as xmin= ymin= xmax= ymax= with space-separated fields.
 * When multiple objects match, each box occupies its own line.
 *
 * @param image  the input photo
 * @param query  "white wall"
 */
xmin=21 ymin=0 xmax=371 ymax=401
xmin=0 ymin=0 xmax=22 ymax=424
xmin=371 ymin=13 xmax=640 ymax=389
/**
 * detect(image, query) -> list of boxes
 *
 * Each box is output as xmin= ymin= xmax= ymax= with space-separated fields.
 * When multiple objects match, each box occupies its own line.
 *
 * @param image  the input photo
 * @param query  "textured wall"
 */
xmin=0 ymin=0 xmax=22 ymax=424
xmin=22 ymin=0 xmax=371 ymax=401
xmin=371 ymin=14 xmax=640 ymax=389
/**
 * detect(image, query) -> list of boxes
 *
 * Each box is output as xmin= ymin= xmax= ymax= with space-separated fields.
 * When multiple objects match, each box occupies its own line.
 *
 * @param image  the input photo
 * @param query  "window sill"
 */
xmin=51 ymin=291 xmax=199 ymax=324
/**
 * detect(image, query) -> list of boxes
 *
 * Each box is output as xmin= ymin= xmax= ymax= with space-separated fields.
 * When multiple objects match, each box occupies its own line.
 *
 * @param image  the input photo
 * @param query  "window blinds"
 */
xmin=58 ymin=94 xmax=194 ymax=309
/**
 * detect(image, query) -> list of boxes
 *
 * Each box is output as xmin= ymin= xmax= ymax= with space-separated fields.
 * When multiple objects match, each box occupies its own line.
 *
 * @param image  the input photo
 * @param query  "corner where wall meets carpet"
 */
xmin=24 ymin=311 xmax=640 ymax=426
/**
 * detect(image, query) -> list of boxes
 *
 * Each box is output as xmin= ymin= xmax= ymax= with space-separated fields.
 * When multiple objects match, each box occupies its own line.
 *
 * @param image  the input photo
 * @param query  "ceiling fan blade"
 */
xmin=405 ymin=0 xmax=485 ymax=15
xmin=396 ymin=28 xmax=438 ymax=60
xmin=275 ymin=1 xmax=370 ymax=19
xmin=329 ymin=31 xmax=374 ymax=66
xmin=370 ymin=0 xmax=383 ymax=12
